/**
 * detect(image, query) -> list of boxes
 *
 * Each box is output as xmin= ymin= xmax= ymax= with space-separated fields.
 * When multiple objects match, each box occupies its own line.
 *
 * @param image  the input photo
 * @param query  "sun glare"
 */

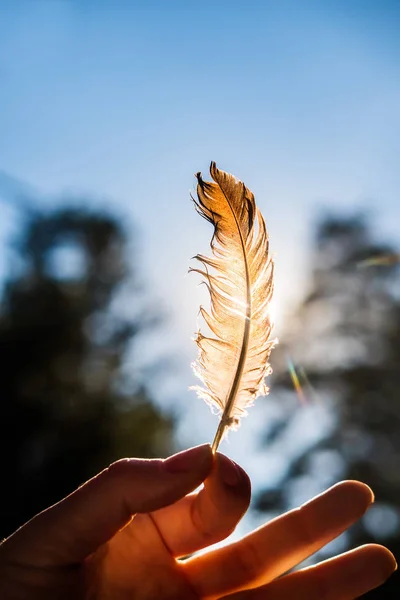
xmin=267 ymin=296 xmax=278 ymax=327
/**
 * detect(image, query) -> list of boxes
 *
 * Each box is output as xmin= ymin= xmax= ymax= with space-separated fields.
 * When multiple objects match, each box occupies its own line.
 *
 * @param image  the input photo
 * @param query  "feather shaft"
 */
xmin=191 ymin=162 xmax=276 ymax=452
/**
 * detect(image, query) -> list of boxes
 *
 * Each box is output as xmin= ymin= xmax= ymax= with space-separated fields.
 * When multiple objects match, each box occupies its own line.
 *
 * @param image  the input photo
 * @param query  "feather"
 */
xmin=190 ymin=162 xmax=276 ymax=452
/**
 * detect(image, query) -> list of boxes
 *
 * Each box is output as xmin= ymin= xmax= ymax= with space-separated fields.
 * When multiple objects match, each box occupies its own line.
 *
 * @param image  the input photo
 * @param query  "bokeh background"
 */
xmin=1 ymin=1 xmax=399 ymax=597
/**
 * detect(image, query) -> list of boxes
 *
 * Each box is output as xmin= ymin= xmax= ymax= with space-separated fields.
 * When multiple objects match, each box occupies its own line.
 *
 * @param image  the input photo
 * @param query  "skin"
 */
xmin=0 ymin=444 xmax=396 ymax=600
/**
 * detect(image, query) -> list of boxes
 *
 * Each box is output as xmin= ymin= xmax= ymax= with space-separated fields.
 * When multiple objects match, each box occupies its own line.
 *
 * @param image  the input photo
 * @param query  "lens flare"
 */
xmin=287 ymin=357 xmax=306 ymax=405
xmin=357 ymin=254 xmax=400 ymax=268
xmin=298 ymin=366 xmax=320 ymax=403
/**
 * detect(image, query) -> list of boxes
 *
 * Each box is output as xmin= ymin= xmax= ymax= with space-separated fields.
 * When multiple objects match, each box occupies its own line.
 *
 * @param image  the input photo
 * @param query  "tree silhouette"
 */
xmin=0 ymin=205 xmax=175 ymax=539
xmin=257 ymin=213 xmax=400 ymax=598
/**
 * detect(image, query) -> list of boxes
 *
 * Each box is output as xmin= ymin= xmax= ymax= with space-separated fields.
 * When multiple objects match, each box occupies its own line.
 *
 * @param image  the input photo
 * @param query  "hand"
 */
xmin=0 ymin=445 xmax=396 ymax=599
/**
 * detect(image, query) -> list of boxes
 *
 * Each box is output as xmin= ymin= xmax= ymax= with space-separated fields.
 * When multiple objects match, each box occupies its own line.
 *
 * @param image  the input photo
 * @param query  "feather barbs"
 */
xmin=190 ymin=162 xmax=276 ymax=452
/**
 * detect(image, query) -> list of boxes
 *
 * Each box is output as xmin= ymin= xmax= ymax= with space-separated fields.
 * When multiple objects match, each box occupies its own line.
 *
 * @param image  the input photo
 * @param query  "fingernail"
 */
xmin=218 ymin=454 xmax=241 ymax=487
xmin=164 ymin=444 xmax=211 ymax=473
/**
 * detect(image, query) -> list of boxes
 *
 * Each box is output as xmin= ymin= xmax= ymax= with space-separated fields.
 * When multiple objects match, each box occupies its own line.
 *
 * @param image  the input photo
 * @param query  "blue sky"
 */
xmin=1 ymin=1 xmax=400 ymax=514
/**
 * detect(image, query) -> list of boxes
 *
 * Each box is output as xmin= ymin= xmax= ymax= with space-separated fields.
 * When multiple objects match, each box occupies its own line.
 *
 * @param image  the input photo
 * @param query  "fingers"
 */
xmin=149 ymin=452 xmax=251 ymax=557
xmin=183 ymin=480 xmax=374 ymax=598
xmin=2 ymin=444 xmax=212 ymax=566
xmin=224 ymin=544 xmax=397 ymax=600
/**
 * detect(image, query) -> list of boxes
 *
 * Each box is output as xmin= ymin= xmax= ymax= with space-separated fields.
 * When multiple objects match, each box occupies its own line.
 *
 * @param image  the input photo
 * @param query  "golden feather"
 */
xmin=190 ymin=162 xmax=276 ymax=452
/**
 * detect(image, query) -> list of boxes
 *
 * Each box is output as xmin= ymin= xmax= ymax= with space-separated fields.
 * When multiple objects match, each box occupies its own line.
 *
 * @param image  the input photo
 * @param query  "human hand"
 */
xmin=0 ymin=444 xmax=396 ymax=599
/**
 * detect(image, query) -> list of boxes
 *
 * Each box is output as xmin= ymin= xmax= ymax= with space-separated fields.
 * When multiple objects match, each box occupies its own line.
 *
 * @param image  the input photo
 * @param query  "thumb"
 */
xmin=2 ymin=444 xmax=212 ymax=566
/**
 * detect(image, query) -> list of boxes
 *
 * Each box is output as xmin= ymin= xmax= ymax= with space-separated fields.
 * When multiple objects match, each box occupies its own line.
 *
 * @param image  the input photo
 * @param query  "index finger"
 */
xmin=149 ymin=452 xmax=251 ymax=557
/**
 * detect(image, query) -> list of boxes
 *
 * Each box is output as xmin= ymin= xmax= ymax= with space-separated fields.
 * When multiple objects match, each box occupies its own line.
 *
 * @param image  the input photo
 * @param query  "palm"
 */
xmin=83 ymin=456 xmax=249 ymax=599
xmin=85 ymin=513 xmax=196 ymax=599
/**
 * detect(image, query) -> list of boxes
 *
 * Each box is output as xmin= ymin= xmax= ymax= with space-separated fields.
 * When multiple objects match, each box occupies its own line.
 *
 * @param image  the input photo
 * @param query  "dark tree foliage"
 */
xmin=0 ymin=207 xmax=175 ymax=539
xmin=257 ymin=214 xmax=400 ymax=598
